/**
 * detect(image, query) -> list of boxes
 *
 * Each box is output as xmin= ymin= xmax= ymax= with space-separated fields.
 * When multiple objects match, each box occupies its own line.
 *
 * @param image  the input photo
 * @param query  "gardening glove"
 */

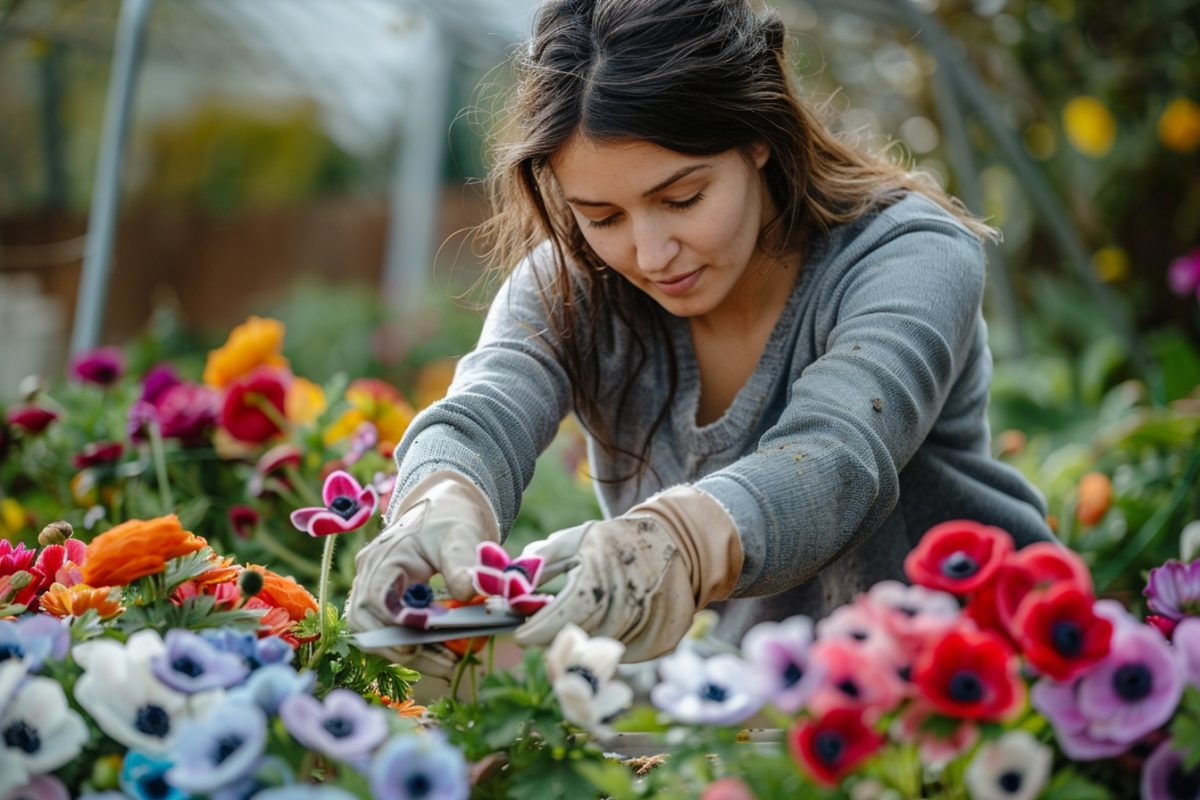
xmin=345 ymin=470 xmax=500 ymax=679
xmin=513 ymin=486 xmax=743 ymax=662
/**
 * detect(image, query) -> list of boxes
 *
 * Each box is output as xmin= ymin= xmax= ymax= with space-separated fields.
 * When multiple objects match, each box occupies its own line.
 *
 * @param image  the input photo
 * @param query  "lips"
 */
xmin=653 ymin=267 xmax=703 ymax=297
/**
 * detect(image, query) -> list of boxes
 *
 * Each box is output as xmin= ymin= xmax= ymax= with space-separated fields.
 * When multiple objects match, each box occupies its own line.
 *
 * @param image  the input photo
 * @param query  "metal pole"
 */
xmin=70 ymin=0 xmax=153 ymax=355
xmin=382 ymin=13 xmax=453 ymax=315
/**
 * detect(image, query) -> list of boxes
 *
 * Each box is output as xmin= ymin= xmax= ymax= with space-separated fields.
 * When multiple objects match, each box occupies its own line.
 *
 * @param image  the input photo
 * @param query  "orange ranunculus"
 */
xmin=443 ymin=595 xmax=490 ymax=656
xmin=40 ymin=583 xmax=124 ymax=619
xmin=376 ymin=694 xmax=427 ymax=718
xmin=1076 ymin=471 xmax=1113 ymax=526
xmin=194 ymin=556 xmax=240 ymax=589
xmin=1159 ymin=98 xmax=1200 ymax=154
xmin=247 ymin=565 xmax=318 ymax=621
xmin=203 ymin=316 xmax=289 ymax=389
xmin=323 ymin=378 xmax=415 ymax=454
xmin=82 ymin=515 xmax=207 ymax=587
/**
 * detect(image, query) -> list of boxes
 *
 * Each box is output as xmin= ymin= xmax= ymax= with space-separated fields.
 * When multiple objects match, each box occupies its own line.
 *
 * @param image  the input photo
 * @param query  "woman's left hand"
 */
xmin=513 ymin=487 xmax=744 ymax=661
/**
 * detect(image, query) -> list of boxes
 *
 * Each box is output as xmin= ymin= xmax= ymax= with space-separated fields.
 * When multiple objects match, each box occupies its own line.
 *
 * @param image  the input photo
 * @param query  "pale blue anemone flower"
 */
xmin=279 ymin=689 xmax=388 ymax=763
xmin=227 ymin=663 xmax=316 ymax=717
xmin=369 ymin=733 xmax=469 ymax=800
xmin=152 ymin=629 xmax=249 ymax=693
xmin=166 ymin=703 xmax=267 ymax=794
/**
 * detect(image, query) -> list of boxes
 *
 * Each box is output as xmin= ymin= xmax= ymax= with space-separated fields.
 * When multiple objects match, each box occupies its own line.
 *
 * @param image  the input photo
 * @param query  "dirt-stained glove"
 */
xmin=513 ymin=486 xmax=744 ymax=662
xmin=345 ymin=470 xmax=499 ymax=679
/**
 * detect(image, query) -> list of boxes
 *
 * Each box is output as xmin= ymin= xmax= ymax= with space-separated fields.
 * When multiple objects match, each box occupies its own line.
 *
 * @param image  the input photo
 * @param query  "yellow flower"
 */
xmin=286 ymin=376 xmax=327 ymax=424
xmin=1159 ymin=98 xmax=1200 ymax=154
xmin=1092 ymin=245 xmax=1129 ymax=283
xmin=1063 ymin=96 xmax=1116 ymax=158
xmin=0 ymin=498 xmax=27 ymax=540
xmin=203 ymin=316 xmax=289 ymax=389
xmin=413 ymin=358 xmax=458 ymax=410
xmin=323 ymin=378 xmax=414 ymax=453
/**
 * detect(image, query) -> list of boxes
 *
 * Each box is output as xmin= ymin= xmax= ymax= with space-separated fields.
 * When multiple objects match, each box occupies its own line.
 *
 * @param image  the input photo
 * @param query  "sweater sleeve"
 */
xmin=694 ymin=215 xmax=988 ymax=597
xmin=386 ymin=253 xmax=575 ymax=536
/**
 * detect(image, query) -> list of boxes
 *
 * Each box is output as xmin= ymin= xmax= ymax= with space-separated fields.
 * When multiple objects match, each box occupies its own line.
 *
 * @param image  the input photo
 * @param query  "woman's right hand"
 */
xmin=345 ymin=471 xmax=499 ymax=679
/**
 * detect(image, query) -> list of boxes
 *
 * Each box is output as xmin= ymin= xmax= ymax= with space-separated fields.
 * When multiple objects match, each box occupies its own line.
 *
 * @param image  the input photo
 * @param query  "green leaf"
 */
xmin=573 ymin=760 xmax=637 ymax=800
xmin=175 ymin=495 xmax=213 ymax=531
xmin=1040 ymin=768 xmax=1114 ymax=800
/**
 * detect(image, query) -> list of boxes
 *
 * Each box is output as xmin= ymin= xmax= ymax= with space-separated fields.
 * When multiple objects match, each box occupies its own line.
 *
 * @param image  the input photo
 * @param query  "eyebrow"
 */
xmin=564 ymin=164 xmax=711 ymax=207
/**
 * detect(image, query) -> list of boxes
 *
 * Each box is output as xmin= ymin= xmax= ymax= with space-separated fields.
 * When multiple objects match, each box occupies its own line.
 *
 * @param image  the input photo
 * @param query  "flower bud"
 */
xmin=38 ymin=520 xmax=73 ymax=546
xmin=17 ymin=374 xmax=46 ymax=403
xmin=238 ymin=568 xmax=265 ymax=599
xmin=8 ymin=570 xmax=32 ymax=590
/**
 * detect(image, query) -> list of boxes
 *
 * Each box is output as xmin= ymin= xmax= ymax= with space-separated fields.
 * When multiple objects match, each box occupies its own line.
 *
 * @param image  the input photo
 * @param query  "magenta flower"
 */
xmin=229 ymin=505 xmax=260 ymax=539
xmin=1144 ymin=559 xmax=1200 ymax=620
xmin=72 ymin=441 xmax=124 ymax=470
xmin=470 ymin=541 xmax=550 ymax=615
xmin=1141 ymin=739 xmax=1200 ymax=800
xmin=1171 ymin=617 xmax=1200 ymax=686
xmin=69 ymin=346 xmax=124 ymax=386
xmin=290 ymin=470 xmax=378 ymax=537
xmin=1168 ymin=248 xmax=1200 ymax=298
xmin=1031 ymin=601 xmax=1185 ymax=759
xmin=156 ymin=383 xmax=219 ymax=442
xmin=6 ymin=405 xmax=58 ymax=434
xmin=248 ymin=443 xmax=304 ymax=497
xmin=139 ymin=364 xmax=181 ymax=405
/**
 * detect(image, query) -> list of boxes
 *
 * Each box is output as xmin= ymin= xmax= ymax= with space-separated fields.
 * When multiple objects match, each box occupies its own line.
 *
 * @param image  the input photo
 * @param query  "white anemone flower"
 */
xmin=651 ymin=647 xmax=765 ymax=725
xmin=545 ymin=624 xmax=632 ymax=736
xmin=0 ymin=675 xmax=88 ymax=775
xmin=73 ymin=630 xmax=221 ymax=754
xmin=964 ymin=730 xmax=1053 ymax=800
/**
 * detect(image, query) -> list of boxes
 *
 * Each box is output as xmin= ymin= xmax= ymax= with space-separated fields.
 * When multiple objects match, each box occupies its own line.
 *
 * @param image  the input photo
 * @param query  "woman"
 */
xmin=346 ymin=0 xmax=1053 ymax=677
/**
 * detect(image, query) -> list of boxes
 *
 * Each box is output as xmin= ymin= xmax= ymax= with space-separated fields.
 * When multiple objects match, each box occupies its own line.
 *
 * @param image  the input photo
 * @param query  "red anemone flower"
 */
xmin=788 ymin=707 xmax=884 ymax=787
xmin=72 ymin=441 xmax=124 ymax=470
xmin=914 ymin=627 xmax=1025 ymax=722
xmin=1012 ymin=583 xmax=1113 ymax=681
xmin=229 ymin=505 xmax=260 ymax=539
xmin=220 ymin=368 xmax=289 ymax=444
xmin=6 ymin=405 xmax=58 ymax=434
xmin=991 ymin=543 xmax=1092 ymax=635
xmin=905 ymin=520 xmax=1014 ymax=595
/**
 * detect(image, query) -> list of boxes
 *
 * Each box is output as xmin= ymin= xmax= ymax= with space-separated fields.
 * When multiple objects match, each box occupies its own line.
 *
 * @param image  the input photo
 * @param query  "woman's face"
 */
xmin=550 ymin=135 xmax=776 ymax=321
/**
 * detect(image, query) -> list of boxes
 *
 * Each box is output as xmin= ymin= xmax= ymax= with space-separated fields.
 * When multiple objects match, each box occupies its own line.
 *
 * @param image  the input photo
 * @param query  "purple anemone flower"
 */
xmin=151 ymin=629 xmax=249 ymax=693
xmin=140 ymin=365 xmax=181 ymax=406
xmin=741 ymin=615 xmax=824 ymax=713
xmin=227 ymin=663 xmax=315 ymax=717
xmin=1144 ymin=559 xmax=1200 ymax=621
xmin=1031 ymin=601 xmax=1185 ymax=759
xmin=166 ymin=704 xmax=266 ymax=795
xmin=1168 ymin=249 xmax=1200 ymax=298
xmin=1141 ymin=739 xmax=1200 ymax=800
xmin=651 ymin=648 xmax=765 ymax=725
xmin=369 ymin=733 xmax=470 ymax=800
xmin=69 ymin=346 xmax=125 ymax=387
xmin=290 ymin=471 xmax=378 ymax=537
xmin=198 ymin=628 xmax=293 ymax=671
xmin=279 ymin=689 xmax=388 ymax=763
xmin=1171 ymin=617 xmax=1200 ymax=686
xmin=0 ymin=614 xmax=70 ymax=669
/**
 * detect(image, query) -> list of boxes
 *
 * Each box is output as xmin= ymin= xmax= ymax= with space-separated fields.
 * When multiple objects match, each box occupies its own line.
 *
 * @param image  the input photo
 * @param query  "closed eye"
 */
xmin=584 ymin=192 xmax=704 ymax=230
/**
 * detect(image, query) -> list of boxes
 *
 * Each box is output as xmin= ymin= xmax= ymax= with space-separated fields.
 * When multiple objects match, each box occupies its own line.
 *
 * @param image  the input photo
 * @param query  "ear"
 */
xmin=750 ymin=141 xmax=770 ymax=169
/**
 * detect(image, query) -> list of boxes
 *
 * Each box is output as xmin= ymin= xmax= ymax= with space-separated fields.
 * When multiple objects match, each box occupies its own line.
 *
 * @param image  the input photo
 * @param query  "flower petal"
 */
xmin=472 ymin=566 xmax=508 ymax=597
xmin=289 ymin=507 xmax=325 ymax=532
xmin=307 ymin=512 xmax=355 ymax=537
xmin=322 ymin=471 xmax=362 ymax=507
xmin=477 ymin=541 xmax=511 ymax=570
xmin=509 ymin=594 xmax=552 ymax=616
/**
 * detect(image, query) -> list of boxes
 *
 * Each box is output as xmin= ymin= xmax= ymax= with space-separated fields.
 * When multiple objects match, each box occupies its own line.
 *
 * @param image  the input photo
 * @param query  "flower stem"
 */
xmin=311 ymin=533 xmax=337 ymax=667
xmin=450 ymin=649 xmax=474 ymax=699
xmin=148 ymin=421 xmax=175 ymax=513
xmin=282 ymin=464 xmax=324 ymax=508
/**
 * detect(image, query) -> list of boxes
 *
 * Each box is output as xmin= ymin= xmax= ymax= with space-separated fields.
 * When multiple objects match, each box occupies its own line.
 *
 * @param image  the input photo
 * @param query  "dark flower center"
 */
xmin=567 ymin=665 xmax=600 ymax=694
xmin=406 ymin=772 xmax=433 ymax=798
xmin=172 ymin=654 xmax=204 ymax=678
xmin=700 ymin=682 xmax=728 ymax=703
xmin=1050 ymin=620 xmax=1084 ymax=658
xmin=140 ymin=776 xmax=172 ymax=800
xmin=323 ymin=716 xmax=355 ymax=738
xmin=1167 ymin=762 xmax=1200 ymax=799
xmin=135 ymin=705 xmax=172 ymax=738
xmin=837 ymin=679 xmax=860 ymax=698
xmin=402 ymin=583 xmax=434 ymax=609
xmin=897 ymin=666 xmax=912 ymax=683
xmin=897 ymin=604 xmax=919 ymax=617
xmin=330 ymin=496 xmax=358 ymax=520
xmin=214 ymin=734 xmax=244 ymax=764
xmin=781 ymin=661 xmax=804 ymax=688
xmin=940 ymin=551 xmax=979 ymax=579
xmin=1113 ymin=663 xmax=1153 ymax=701
xmin=3 ymin=720 xmax=40 ymax=753
xmin=948 ymin=670 xmax=984 ymax=703
xmin=850 ymin=630 xmax=868 ymax=641
xmin=503 ymin=563 xmax=532 ymax=581
xmin=998 ymin=770 xmax=1023 ymax=793
xmin=813 ymin=730 xmax=845 ymax=766
xmin=0 ymin=643 xmax=23 ymax=662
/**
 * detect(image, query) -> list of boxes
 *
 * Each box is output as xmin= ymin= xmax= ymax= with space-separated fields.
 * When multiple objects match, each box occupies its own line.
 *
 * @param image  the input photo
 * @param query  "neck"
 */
xmin=691 ymin=248 xmax=802 ymax=338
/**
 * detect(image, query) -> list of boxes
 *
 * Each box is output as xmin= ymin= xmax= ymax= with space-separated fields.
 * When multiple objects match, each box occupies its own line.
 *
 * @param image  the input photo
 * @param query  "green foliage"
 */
xmin=1172 ymin=686 xmax=1200 ymax=771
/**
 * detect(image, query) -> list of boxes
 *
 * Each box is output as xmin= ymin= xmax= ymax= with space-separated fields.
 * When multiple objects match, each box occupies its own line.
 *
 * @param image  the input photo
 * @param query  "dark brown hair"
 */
xmin=476 ymin=0 xmax=996 ymax=479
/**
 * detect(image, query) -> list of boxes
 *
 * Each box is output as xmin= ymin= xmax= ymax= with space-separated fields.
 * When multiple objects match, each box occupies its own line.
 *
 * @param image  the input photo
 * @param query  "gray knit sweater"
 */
xmin=389 ymin=193 xmax=1053 ymax=642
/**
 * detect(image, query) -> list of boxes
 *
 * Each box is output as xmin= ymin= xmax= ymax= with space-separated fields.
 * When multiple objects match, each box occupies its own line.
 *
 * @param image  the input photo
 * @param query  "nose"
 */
xmin=632 ymin=218 xmax=680 ymax=276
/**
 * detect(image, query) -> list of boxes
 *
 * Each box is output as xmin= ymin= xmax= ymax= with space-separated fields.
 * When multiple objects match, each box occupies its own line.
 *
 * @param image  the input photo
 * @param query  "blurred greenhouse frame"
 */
xmin=0 ymin=0 xmax=1197 ymax=401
